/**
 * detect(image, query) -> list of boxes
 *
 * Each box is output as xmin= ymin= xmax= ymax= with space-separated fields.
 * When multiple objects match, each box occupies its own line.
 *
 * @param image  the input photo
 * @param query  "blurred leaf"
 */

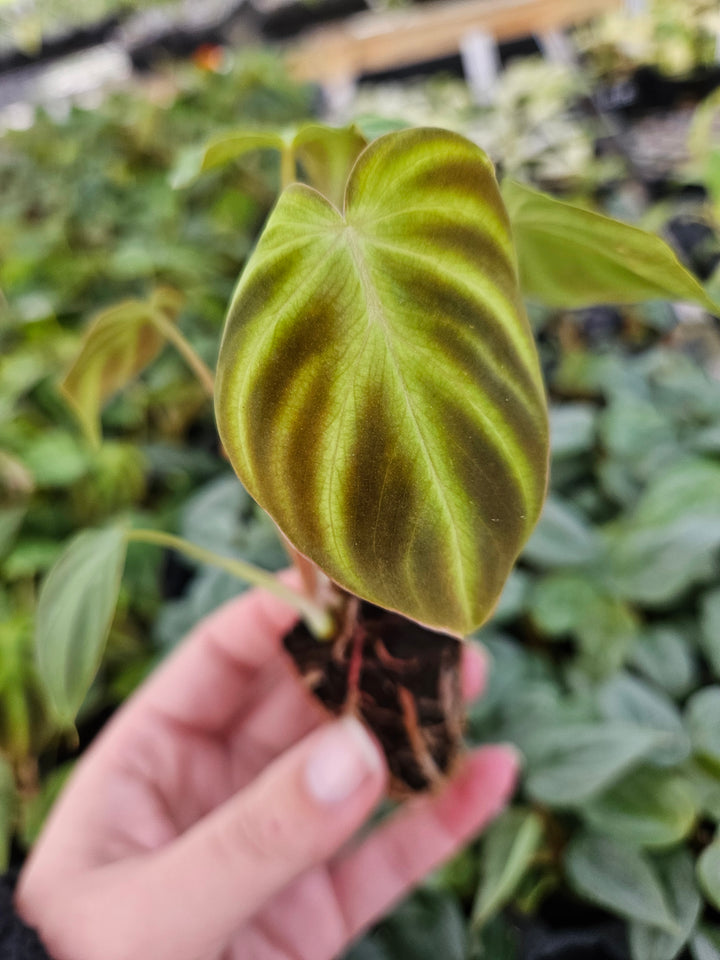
xmin=60 ymin=288 xmax=183 ymax=448
xmin=522 ymin=497 xmax=602 ymax=568
xmin=0 ymin=758 xmax=16 ymax=872
xmin=604 ymin=459 xmax=720 ymax=605
xmin=472 ymin=807 xmax=543 ymax=927
xmin=489 ymin=569 xmax=529 ymax=625
xmin=549 ymin=403 xmax=597 ymax=458
xmin=21 ymin=430 xmax=90 ymax=488
xmin=629 ymin=849 xmax=701 ymax=960
xmin=504 ymin=180 xmax=718 ymax=311
xmin=701 ymin=589 xmax=720 ymax=679
xmin=345 ymin=889 xmax=467 ymax=960
xmin=686 ymin=687 xmax=720 ymax=773
xmin=2 ymin=538 xmax=61 ymax=581
xmin=35 ymin=525 xmax=127 ymax=726
xmin=583 ymin=767 xmax=696 ymax=847
xmin=692 ymin=926 xmax=720 ymax=960
xmin=600 ymin=395 xmax=677 ymax=472
xmin=171 ymin=129 xmax=285 ymax=188
xmin=0 ymin=505 xmax=26 ymax=561
xmin=697 ymin=838 xmax=720 ymax=911
xmin=20 ymin=762 xmax=74 ymax=849
xmin=598 ymin=673 xmax=690 ymax=768
xmin=630 ymin=626 xmax=697 ymax=700
xmin=565 ymin=833 xmax=677 ymax=932
xmin=524 ymin=722 xmax=665 ymax=805
xmin=684 ymin=761 xmax=720 ymax=822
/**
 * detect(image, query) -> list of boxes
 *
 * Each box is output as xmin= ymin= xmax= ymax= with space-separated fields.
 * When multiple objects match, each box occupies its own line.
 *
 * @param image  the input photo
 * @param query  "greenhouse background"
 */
xmin=3 ymin=1 xmax=720 ymax=958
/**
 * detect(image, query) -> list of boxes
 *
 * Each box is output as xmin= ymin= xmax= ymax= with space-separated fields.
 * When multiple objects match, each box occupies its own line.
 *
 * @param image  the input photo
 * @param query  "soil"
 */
xmin=283 ymin=594 xmax=463 ymax=796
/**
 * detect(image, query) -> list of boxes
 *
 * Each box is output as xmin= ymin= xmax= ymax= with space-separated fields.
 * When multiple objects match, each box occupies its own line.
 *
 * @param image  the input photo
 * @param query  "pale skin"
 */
xmin=17 ymin=580 xmax=519 ymax=960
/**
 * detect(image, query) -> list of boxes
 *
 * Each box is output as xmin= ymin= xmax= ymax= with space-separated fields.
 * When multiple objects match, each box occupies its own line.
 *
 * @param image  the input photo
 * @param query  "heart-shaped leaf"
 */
xmin=172 ymin=123 xmax=367 ymax=209
xmin=504 ymin=180 xmax=719 ymax=313
xmin=216 ymin=128 xmax=549 ymax=635
xmin=61 ymin=288 xmax=183 ymax=448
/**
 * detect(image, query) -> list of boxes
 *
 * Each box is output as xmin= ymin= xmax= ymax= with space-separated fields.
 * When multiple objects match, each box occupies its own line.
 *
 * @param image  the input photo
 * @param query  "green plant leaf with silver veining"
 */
xmin=216 ymin=128 xmax=549 ymax=635
xmin=504 ymin=180 xmax=719 ymax=312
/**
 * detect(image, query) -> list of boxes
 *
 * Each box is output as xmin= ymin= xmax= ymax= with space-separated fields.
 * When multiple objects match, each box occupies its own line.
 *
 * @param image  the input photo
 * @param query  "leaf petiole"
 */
xmin=124 ymin=528 xmax=334 ymax=638
xmin=149 ymin=309 xmax=216 ymax=397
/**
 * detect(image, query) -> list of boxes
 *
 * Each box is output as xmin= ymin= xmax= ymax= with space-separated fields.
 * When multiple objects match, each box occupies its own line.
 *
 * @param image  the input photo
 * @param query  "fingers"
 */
xmin=142 ymin=718 xmax=387 ymax=959
xmin=330 ymin=744 xmax=519 ymax=941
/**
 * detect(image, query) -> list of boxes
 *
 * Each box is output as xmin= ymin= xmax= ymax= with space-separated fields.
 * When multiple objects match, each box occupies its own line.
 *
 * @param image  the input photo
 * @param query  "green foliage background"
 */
xmin=2 ymin=15 xmax=720 ymax=959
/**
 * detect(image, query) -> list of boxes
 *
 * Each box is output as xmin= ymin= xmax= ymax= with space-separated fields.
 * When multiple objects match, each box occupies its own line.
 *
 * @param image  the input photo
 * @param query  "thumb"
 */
xmin=143 ymin=717 xmax=386 ymax=957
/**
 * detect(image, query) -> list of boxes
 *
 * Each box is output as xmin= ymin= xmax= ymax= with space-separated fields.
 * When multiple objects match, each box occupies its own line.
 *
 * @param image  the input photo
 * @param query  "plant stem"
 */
xmin=150 ymin=310 xmax=216 ymax=397
xmin=125 ymin=528 xmax=334 ymax=638
xmin=280 ymin=146 xmax=296 ymax=191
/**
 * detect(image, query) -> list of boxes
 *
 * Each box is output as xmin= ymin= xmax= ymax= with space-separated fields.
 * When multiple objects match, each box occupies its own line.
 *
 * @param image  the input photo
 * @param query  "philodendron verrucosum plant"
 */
xmin=34 ymin=123 xmax=718 ymax=795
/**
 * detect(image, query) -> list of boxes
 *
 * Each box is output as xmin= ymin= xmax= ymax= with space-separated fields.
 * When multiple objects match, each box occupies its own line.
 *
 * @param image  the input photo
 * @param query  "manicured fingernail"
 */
xmin=305 ymin=717 xmax=383 ymax=804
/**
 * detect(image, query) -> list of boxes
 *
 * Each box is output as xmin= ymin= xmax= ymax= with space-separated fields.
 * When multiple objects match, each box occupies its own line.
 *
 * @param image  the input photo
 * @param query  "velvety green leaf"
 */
xmin=583 ymin=767 xmax=696 ymax=847
xmin=0 ymin=758 xmax=15 ymax=872
xmin=686 ymin=687 xmax=720 ymax=773
xmin=0 ymin=505 xmax=26 ymax=561
xmin=698 ymin=838 xmax=720 ymax=911
xmin=549 ymin=403 xmax=597 ymax=458
xmin=293 ymin=124 xmax=368 ymax=209
xmin=630 ymin=626 xmax=697 ymax=700
xmin=35 ymin=525 xmax=127 ymax=725
xmin=630 ymin=849 xmax=701 ymax=960
xmin=701 ymin=589 xmax=720 ymax=679
xmin=472 ymin=808 xmax=543 ymax=927
xmin=524 ymin=722 xmax=665 ymax=805
xmin=604 ymin=459 xmax=720 ymax=605
xmin=522 ymin=497 xmax=602 ymax=568
xmin=172 ymin=123 xmax=367 ymax=208
xmin=216 ymin=128 xmax=549 ymax=635
xmin=61 ymin=288 xmax=183 ymax=448
xmin=565 ymin=833 xmax=677 ymax=932
xmin=598 ymin=673 xmax=690 ymax=768
xmin=504 ymin=180 xmax=718 ymax=311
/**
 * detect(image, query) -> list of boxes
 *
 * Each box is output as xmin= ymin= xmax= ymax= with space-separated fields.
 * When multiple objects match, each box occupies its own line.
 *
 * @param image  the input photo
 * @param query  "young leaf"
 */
xmin=172 ymin=123 xmax=367 ymax=208
xmin=216 ymin=128 xmax=549 ymax=635
xmin=504 ymin=180 xmax=718 ymax=312
xmin=472 ymin=807 xmax=543 ymax=928
xmin=629 ymin=849 xmax=701 ymax=960
xmin=565 ymin=833 xmax=677 ymax=933
xmin=697 ymin=838 xmax=720 ymax=911
xmin=61 ymin=288 xmax=184 ymax=448
xmin=35 ymin=525 xmax=127 ymax=726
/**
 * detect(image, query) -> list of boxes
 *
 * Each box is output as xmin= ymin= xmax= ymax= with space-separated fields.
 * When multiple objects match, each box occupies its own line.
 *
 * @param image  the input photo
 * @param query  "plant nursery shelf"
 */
xmin=286 ymin=0 xmax=622 ymax=84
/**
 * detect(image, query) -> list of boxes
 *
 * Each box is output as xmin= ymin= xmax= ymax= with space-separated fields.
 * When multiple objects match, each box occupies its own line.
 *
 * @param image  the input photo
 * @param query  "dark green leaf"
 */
xmin=629 ymin=849 xmax=701 ymax=960
xmin=598 ymin=673 xmax=690 ymax=768
xmin=701 ymin=589 xmax=720 ymax=679
xmin=524 ymin=722 xmax=666 ymax=805
xmin=686 ymin=687 xmax=720 ymax=773
xmin=0 ymin=759 xmax=15 ymax=872
xmin=565 ymin=833 xmax=677 ymax=932
xmin=35 ymin=525 xmax=127 ymax=725
xmin=583 ymin=767 xmax=696 ymax=847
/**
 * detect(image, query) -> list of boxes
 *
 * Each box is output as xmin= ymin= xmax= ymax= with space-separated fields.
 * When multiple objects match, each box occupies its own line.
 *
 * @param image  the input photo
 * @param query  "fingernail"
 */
xmin=305 ymin=717 xmax=383 ymax=804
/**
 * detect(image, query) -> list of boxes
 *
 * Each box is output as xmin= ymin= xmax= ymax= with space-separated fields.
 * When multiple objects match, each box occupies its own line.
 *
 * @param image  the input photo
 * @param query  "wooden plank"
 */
xmin=286 ymin=0 xmax=620 ymax=84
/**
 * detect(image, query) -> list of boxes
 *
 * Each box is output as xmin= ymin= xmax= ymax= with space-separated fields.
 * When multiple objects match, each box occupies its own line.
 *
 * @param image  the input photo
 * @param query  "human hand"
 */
xmin=17 ymin=581 xmax=519 ymax=960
